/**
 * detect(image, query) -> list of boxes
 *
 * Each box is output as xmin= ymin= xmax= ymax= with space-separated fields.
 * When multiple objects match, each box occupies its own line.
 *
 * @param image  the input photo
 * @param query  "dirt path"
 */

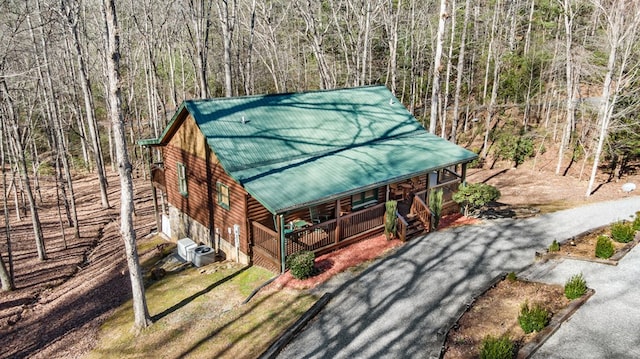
xmin=0 ymin=172 xmax=156 ymax=359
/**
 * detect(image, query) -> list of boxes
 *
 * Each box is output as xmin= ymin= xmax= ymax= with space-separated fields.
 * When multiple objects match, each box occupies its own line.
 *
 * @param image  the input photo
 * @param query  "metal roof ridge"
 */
xmin=185 ymin=85 xmax=387 ymax=105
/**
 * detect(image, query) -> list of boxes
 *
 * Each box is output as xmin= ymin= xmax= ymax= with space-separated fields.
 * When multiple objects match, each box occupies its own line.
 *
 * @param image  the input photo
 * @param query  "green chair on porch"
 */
xmin=309 ymin=206 xmax=329 ymax=224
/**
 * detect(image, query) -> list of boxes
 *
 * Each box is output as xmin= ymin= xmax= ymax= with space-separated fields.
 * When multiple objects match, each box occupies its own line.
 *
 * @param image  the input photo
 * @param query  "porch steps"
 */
xmin=405 ymin=214 xmax=426 ymax=238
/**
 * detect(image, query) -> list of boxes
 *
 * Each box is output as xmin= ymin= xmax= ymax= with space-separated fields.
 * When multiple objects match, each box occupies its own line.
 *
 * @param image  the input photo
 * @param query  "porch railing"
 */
xmin=410 ymin=194 xmax=431 ymax=232
xmin=286 ymin=220 xmax=337 ymax=255
xmin=252 ymin=221 xmax=279 ymax=259
xmin=285 ymin=202 xmax=385 ymax=255
xmin=396 ymin=211 xmax=408 ymax=241
xmin=339 ymin=203 xmax=385 ymax=239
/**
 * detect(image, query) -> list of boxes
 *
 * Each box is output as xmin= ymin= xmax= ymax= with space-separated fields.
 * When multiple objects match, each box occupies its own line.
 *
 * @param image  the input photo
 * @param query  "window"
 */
xmin=217 ymin=182 xmax=230 ymax=210
xmin=352 ymin=188 xmax=378 ymax=209
xmin=177 ymin=162 xmax=188 ymax=196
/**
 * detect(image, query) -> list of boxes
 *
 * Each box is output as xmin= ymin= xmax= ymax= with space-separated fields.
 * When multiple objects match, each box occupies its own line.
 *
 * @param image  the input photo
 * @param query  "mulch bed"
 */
xmin=272 ymin=213 xmax=479 ymax=290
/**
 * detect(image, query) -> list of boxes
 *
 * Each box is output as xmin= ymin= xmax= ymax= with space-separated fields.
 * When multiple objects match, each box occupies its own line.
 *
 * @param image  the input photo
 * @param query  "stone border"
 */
xmin=518 ymin=289 xmax=595 ymax=359
xmin=438 ymin=273 xmax=594 ymax=359
xmin=537 ymin=228 xmax=640 ymax=266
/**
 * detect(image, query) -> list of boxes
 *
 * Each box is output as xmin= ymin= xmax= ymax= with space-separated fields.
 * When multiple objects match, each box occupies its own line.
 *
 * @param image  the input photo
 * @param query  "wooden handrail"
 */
xmin=396 ymin=211 xmax=408 ymax=241
xmin=410 ymin=194 xmax=431 ymax=232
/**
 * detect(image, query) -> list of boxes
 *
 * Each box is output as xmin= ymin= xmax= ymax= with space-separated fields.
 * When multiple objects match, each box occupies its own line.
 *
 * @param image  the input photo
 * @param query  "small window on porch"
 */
xmin=177 ymin=162 xmax=188 ymax=197
xmin=217 ymin=182 xmax=230 ymax=210
xmin=352 ymin=188 xmax=378 ymax=209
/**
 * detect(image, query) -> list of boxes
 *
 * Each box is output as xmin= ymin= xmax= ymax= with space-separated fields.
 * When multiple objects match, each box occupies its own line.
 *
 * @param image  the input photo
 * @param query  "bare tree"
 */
xmin=0 ymin=104 xmax=14 ymax=291
xmin=586 ymin=0 xmax=640 ymax=196
xmin=215 ymin=0 xmax=237 ymax=97
xmin=102 ymin=0 xmax=152 ymax=329
xmin=1 ymin=78 xmax=47 ymax=261
xmin=555 ymin=0 xmax=577 ymax=175
xmin=295 ymin=0 xmax=334 ymax=89
xmin=184 ymin=0 xmax=212 ymax=98
xmin=382 ymin=0 xmax=402 ymax=94
xmin=60 ymin=0 xmax=110 ymax=209
xmin=429 ymin=0 xmax=448 ymax=134
xmin=450 ymin=0 xmax=471 ymax=143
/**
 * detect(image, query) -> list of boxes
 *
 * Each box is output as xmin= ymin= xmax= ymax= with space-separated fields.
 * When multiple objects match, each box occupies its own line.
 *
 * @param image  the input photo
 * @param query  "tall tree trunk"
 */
xmin=556 ymin=0 xmax=576 ymax=176
xmin=383 ymin=0 xmax=401 ymax=95
xmin=0 ymin=115 xmax=14 ymax=291
xmin=216 ymin=0 xmax=236 ymax=97
xmin=296 ymin=0 xmax=334 ymax=90
xmin=1 ymin=79 xmax=47 ymax=261
xmin=184 ymin=0 xmax=212 ymax=98
xmin=586 ymin=0 xmax=639 ymax=196
xmin=36 ymin=0 xmax=80 ymax=238
xmin=429 ymin=0 xmax=447 ymax=134
xmin=102 ymin=0 xmax=152 ymax=330
xmin=442 ymin=0 xmax=457 ymax=139
xmin=0 ymin=251 xmax=11 ymax=291
xmin=244 ymin=0 xmax=256 ymax=95
xmin=451 ymin=0 xmax=471 ymax=143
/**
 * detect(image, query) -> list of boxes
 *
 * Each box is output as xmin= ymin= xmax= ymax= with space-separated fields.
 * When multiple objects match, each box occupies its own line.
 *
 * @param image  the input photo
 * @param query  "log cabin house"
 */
xmin=139 ymin=86 xmax=477 ymax=273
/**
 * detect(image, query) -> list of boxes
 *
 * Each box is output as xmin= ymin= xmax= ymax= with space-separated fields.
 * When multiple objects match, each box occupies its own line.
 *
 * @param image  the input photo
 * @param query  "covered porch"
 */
xmin=250 ymin=165 xmax=468 ymax=273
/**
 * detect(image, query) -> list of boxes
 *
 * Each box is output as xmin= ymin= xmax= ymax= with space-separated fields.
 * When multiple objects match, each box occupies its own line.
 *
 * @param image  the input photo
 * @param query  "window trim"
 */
xmin=217 ymin=182 xmax=230 ymax=210
xmin=177 ymin=162 xmax=188 ymax=197
xmin=352 ymin=188 xmax=378 ymax=209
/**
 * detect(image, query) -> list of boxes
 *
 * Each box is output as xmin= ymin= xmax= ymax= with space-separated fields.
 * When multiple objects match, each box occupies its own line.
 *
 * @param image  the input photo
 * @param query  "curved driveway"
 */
xmin=278 ymin=196 xmax=640 ymax=359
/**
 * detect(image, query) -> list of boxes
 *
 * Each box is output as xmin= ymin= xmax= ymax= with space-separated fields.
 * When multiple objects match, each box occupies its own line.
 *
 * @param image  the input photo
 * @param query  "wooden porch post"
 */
xmin=425 ymin=172 xmax=432 ymax=207
xmin=461 ymin=162 xmax=468 ymax=186
xmin=277 ymin=214 xmax=286 ymax=273
xmin=334 ymin=199 xmax=341 ymax=244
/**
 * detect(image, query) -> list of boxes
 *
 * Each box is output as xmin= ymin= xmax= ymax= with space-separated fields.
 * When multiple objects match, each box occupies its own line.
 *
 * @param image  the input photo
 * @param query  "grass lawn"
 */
xmin=87 ymin=236 xmax=316 ymax=359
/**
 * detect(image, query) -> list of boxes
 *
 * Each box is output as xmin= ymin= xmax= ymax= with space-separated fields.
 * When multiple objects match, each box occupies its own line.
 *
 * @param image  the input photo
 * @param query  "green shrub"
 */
xmin=453 ymin=183 xmax=501 ymax=216
xmin=595 ymin=235 xmax=614 ymax=259
xmin=518 ymin=301 xmax=550 ymax=334
xmin=286 ymin=251 xmax=315 ymax=279
xmin=632 ymin=212 xmax=640 ymax=231
xmin=479 ymin=334 xmax=515 ymax=359
xmin=548 ymin=240 xmax=560 ymax=252
xmin=611 ymin=221 xmax=635 ymax=243
xmin=429 ymin=189 xmax=444 ymax=230
xmin=384 ymin=200 xmax=398 ymax=240
xmin=564 ymin=273 xmax=587 ymax=300
xmin=506 ymin=272 xmax=517 ymax=281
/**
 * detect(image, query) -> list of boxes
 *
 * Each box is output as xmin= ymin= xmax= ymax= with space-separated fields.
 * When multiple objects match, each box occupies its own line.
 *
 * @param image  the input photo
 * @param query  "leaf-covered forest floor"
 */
xmin=0 ymin=149 xmax=638 ymax=359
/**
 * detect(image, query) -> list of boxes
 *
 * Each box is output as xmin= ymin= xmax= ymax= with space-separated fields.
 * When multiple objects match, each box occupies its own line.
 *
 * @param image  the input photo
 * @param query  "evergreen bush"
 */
xmin=595 ymin=235 xmax=614 ymax=259
xmin=564 ymin=273 xmax=587 ymax=300
xmin=479 ymin=334 xmax=515 ymax=359
xmin=384 ymin=201 xmax=398 ymax=240
xmin=506 ymin=272 xmax=517 ymax=281
xmin=517 ymin=301 xmax=550 ymax=334
xmin=286 ymin=251 xmax=315 ymax=279
xmin=632 ymin=211 xmax=640 ymax=231
xmin=611 ymin=221 xmax=635 ymax=243
xmin=429 ymin=189 xmax=443 ymax=230
xmin=548 ymin=240 xmax=560 ymax=252
xmin=453 ymin=183 xmax=501 ymax=216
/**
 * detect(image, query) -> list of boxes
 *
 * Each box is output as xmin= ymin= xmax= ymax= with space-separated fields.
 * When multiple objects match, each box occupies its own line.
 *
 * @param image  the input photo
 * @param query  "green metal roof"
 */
xmin=169 ymin=86 xmax=477 ymax=214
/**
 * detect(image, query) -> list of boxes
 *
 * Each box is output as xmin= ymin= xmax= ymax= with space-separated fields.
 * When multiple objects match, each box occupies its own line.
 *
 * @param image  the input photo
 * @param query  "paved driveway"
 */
xmin=278 ymin=196 xmax=640 ymax=359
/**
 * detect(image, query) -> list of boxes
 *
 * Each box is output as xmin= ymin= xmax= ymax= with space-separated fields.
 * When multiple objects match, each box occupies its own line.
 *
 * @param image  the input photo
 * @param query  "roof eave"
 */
xmin=270 ymin=156 xmax=477 ymax=215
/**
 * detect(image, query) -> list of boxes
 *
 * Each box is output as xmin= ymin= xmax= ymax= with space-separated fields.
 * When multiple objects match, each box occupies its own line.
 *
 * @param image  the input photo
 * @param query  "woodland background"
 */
xmin=0 ymin=0 xmax=639 ymax=306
